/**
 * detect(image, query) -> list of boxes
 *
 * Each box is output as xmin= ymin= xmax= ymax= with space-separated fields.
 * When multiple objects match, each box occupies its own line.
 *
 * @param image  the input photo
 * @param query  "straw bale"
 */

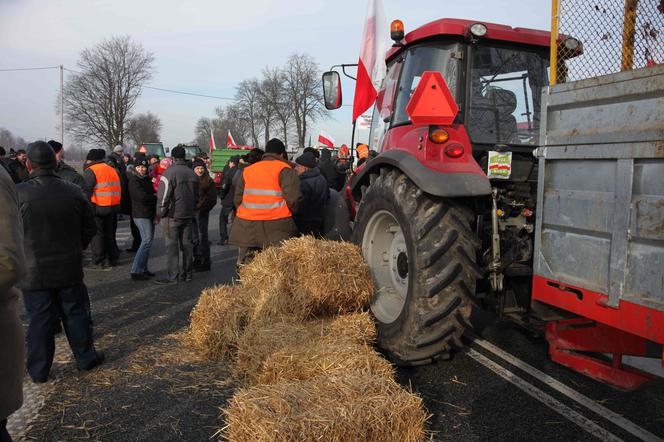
xmin=258 ymin=341 xmax=394 ymax=385
xmin=222 ymin=373 xmax=429 ymax=442
xmin=189 ymin=285 xmax=259 ymax=361
xmin=234 ymin=313 xmax=376 ymax=384
xmin=239 ymin=237 xmax=374 ymax=321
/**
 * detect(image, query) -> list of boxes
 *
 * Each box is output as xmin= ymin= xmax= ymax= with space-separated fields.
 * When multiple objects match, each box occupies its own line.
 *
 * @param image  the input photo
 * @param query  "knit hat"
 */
xmin=229 ymin=155 xmax=241 ymax=164
xmin=27 ymin=141 xmax=56 ymax=167
xmin=86 ymin=148 xmax=105 ymax=162
xmin=171 ymin=146 xmax=186 ymax=159
xmin=296 ymin=151 xmax=317 ymax=169
xmin=47 ymin=140 xmax=63 ymax=153
xmin=192 ymin=159 xmax=206 ymax=169
xmin=265 ymin=138 xmax=286 ymax=155
xmin=113 ymin=144 xmax=124 ymax=154
xmin=134 ymin=155 xmax=148 ymax=167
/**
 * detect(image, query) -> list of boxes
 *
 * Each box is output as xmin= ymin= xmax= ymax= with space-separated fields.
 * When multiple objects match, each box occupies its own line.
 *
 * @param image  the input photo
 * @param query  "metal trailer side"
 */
xmin=532 ymin=64 xmax=664 ymax=388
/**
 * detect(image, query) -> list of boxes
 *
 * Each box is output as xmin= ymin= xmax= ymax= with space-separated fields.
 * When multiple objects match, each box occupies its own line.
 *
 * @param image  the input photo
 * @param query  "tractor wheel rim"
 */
xmin=362 ymin=210 xmax=409 ymax=324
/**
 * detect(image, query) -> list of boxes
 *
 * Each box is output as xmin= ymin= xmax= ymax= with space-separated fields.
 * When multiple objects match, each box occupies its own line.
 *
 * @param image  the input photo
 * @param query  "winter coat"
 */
xmin=8 ymin=158 xmax=29 ymax=183
xmin=156 ymin=159 xmax=199 ymax=220
xmin=17 ymin=169 xmax=96 ymax=290
xmin=0 ymin=166 xmax=26 ymax=421
xmin=197 ymin=172 xmax=218 ymax=213
xmin=128 ymin=172 xmax=157 ymax=219
xmin=318 ymin=150 xmax=340 ymax=190
xmin=219 ymin=165 xmax=238 ymax=207
xmin=107 ymin=154 xmax=131 ymax=215
xmin=229 ymin=154 xmax=301 ymax=248
xmin=82 ymin=160 xmax=122 ymax=216
xmin=1 ymin=157 xmax=18 ymax=182
xmin=55 ymin=160 xmax=85 ymax=189
xmin=294 ymin=167 xmax=329 ymax=236
xmin=331 ymin=159 xmax=350 ymax=192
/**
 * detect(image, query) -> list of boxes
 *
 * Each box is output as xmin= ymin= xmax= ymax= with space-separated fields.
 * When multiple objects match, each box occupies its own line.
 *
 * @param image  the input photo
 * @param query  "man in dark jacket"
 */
xmin=8 ymin=149 xmax=29 ymax=183
xmin=0 ymin=145 xmax=17 ymax=181
xmin=17 ymin=141 xmax=103 ymax=383
xmin=192 ymin=159 xmax=217 ymax=271
xmin=156 ymin=146 xmax=199 ymax=284
xmin=83 ymin=149 xmax=122 ymax=269
xmin=48 ymin=140 xmax=86 ymax=189
xmin=218 ymin=155 xmax=239 ymax=245
xmin=128 ymin=156 xmax=157 ymax=281
xmin=294 ymin=151 xmax=329 ymax=236
xmin=318 ymin=148 xmax=340 ymax=189
xmin=0 ymin=163 xmax=25 ymax=440
xmin=229 ymin=139 xmax=300 ymax=265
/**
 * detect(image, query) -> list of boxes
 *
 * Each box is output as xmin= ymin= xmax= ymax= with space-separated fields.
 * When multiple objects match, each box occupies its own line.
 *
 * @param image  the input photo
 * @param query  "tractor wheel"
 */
xmin=352 ymin=168 xmax=481 ymax=365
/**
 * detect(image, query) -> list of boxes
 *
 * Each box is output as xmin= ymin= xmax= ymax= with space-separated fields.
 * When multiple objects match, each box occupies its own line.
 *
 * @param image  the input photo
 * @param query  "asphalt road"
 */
xmin=8 ymin=205 xmax=664 ymax=441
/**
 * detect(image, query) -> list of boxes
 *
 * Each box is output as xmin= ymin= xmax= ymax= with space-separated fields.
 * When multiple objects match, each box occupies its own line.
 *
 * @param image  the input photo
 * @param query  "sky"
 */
xmin=0 ymin=0 xmax=549 ymax=149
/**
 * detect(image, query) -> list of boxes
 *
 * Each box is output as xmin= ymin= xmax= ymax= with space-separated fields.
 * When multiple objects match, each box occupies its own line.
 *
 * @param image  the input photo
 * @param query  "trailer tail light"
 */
xmin=444 ymin=143 xmax=464 ymax=159
xmin=429 ymin=128 xmax=449 ymax=144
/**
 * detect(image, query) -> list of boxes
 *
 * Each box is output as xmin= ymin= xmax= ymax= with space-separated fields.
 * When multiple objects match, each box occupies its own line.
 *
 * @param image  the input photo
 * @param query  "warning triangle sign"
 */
xmin=405 ymin=71 xmax=458 ymax=126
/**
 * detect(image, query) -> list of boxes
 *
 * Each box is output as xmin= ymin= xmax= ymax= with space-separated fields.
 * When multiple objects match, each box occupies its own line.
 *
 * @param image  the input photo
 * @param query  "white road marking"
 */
xmin=467 ymin=349 xmax=623 ymax=442
xmin=472 ymin=338 xmax=663 ymax=442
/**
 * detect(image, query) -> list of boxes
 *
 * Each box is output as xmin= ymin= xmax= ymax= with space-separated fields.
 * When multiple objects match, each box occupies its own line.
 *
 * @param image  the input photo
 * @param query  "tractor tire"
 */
xmin=352 ymin=168 xmax=481 ymax=366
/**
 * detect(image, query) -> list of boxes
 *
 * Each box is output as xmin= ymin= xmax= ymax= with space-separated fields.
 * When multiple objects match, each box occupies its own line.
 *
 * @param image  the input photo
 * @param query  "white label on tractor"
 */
xmin=487 ymin=151 xmax=512 ymax=179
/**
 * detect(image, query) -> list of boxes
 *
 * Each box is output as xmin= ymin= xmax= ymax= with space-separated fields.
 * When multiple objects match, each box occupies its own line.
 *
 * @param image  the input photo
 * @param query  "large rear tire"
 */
xmin=353 ymin=168 xmax=481 ymax=365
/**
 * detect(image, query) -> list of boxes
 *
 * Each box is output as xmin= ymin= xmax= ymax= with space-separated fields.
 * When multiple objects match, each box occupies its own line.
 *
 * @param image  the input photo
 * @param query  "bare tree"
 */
xmin=0 ymin=128 xmax=27 ymax=150
xmin=126 ymin=112 xmax=162 ymax=148
xmin=235 ymin=79 xmax=263 ymax=147
xmin=282 ymin=53 xmax=326 ymax=148
xmin=64 ymin=36 xmax=154 ymax=149
xmin=259 ymin=66 xmax=294 ymax=146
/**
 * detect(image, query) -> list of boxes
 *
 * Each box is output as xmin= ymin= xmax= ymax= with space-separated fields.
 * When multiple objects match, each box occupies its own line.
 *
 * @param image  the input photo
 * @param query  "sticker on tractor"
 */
xmin=487 ymin=151 xmax=512 ymax=179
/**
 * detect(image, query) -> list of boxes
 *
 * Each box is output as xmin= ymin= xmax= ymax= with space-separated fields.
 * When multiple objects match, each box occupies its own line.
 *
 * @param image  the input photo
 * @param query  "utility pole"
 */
xmin=60 ymin=64 xmax=64 ymax=144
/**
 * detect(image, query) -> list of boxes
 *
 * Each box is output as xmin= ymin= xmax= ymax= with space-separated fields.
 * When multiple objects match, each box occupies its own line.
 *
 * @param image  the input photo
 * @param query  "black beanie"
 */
xmin=171 ymin=146 xmax=186 ymax=159
xmin=86 ymin=148 xmax=105 ymax=162
xmin=192 ymin=159 xmax=206 ymax=169
xmin=134 ymin=155 xmax=148 ymax=167
xmin=47 ymin=140 xmax=63 ymax=153
xmin=27 ymin=141 xmax=56 ymax=167
xmin=296 ymin=151 xmax=317 ymax=169
xmin=265 ymin=138 xmax=286 ymax=155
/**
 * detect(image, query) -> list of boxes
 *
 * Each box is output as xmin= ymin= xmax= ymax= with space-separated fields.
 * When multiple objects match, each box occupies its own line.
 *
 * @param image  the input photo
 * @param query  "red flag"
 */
xmin=352 ymin=0 xmax=388 ymax=123
xmin=227 ymin=130 xmax=237 ymax=147
xmin=209 ymin=131 xmax=216 ymax=156
xmin=317 ymin=130 xmax=335 ymax=148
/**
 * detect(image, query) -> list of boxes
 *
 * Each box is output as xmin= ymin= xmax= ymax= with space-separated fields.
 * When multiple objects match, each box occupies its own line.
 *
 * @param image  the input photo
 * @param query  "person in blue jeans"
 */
xmin=128 ymin=155 xmax=157 ymax=281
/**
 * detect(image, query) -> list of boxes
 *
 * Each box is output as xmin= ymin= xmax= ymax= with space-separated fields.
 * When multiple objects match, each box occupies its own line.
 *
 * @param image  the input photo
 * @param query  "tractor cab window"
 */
xmin=392 ymin=44 xmax=461 ymax=127
xmin=467 ymin=44 xmax=548 ymax=146
xmin=369 ymin=59 xmax=403 ymax=151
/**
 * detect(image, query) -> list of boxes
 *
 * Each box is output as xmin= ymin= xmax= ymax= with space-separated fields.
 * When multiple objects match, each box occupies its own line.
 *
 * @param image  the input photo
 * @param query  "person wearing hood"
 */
xmin=48 ymin=140 xmax=85 ymax=189
xmin=128 ymin=156 xmax=157 ymax=281
xmin=229 ymin=139 xmax=300 ymax=265
xmin=294 ymin=151 xmax=329 ymax=236
xmin=83 ymin=149 xmax=122 ymax=269
xmin=155 ymin=146 xmax=199 ymax=284
xmin=192 ymin=159 xmax=217 ymax=271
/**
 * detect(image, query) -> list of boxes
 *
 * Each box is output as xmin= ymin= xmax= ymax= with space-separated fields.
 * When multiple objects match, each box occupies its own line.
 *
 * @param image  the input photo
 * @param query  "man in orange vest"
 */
xmin=229 ymin=138 xmax=301 ymax=265
xmin=83 ymin=149 xmax=122 ymax=269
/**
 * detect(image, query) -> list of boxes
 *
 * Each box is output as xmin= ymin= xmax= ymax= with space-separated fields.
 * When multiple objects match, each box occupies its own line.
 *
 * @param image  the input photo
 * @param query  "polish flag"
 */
xmin=352 ymin=0 xmax=389 ymax=123
xmin=227 ymin=130 xmax=237 ymax=147
xmin=318 ymin=130 xmax=335 ymax=148
xmin=209 ymin=131 xmax=216 ymax=155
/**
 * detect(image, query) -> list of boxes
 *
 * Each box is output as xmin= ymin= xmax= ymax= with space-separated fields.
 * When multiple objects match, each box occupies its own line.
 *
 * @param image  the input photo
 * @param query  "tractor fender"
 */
xmin=349 ymin=149 xmax=491 ymax=198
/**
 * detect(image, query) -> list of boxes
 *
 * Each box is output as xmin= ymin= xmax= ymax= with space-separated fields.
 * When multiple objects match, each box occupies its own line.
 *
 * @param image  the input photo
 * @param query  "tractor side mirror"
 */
xmin=322 ymin=71 xmax=342 ymax=110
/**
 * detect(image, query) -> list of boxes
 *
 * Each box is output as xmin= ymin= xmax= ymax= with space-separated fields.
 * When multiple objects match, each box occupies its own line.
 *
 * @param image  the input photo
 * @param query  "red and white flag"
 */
xmin=227 ymin=130 xmax=237 ymax=147
xmin=352 ymin=0 xmax=389 ymax=123
xmin=209 ymin=131 xmax=216 ymax=155
xmin=317 ymin=130 xmax=335 ymax=148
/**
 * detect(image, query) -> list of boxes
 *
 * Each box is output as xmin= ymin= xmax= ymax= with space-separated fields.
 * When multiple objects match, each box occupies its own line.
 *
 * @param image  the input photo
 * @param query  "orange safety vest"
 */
xmin=89 ymin=163 xmax=122 ymax=207
xmin=357 ymin=144 xmax=369 ymax=159
xmin=236 ymin=160 xmax=293 ymax=221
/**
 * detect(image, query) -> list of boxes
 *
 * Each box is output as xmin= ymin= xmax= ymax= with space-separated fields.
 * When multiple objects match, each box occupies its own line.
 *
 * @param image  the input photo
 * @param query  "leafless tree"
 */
xmin=259 ymin=66 xmax=294 ymax=146
xmin=235 ymin=79 xmax=263 ymax=147
xmin=193 ymin=106 xmax=250 ymax=149
xmin=0 ymin=128 xmax=27 ymax=150
xmin=64 ymin=36 xmax=154 ymax=150
xmin=126 ymin=112 xmax=162 ymax=148
xmin=282 ymin=53 xmax=326 ymax=148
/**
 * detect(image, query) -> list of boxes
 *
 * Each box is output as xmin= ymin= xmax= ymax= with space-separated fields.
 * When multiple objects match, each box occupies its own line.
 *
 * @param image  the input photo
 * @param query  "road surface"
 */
xmin=8 ymin=206 xmax=664 ymax=441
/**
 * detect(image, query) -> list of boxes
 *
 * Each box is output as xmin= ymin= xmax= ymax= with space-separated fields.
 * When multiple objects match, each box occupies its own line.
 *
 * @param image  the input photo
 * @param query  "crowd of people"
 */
xmin=0 ymin=136 xmax=375 ymax=440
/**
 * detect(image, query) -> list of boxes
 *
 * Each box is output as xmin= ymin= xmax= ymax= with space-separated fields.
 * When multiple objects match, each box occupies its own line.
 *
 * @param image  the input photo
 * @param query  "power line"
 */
xmin=143 ymin=86 xmax=233 ymax=101
xmin=0 ymin=66 xmax=60 ymax=72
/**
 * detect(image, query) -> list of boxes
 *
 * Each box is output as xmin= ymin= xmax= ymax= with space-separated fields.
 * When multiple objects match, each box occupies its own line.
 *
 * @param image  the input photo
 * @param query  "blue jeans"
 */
xmin=22 ymin=283 xmax=98 ymax=380
xmin=131 ymin=218 xmax=154 ymax=274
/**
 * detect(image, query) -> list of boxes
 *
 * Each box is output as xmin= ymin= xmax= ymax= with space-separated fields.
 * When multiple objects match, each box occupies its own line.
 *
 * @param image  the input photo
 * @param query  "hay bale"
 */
xmin=239 ymin=237 xmax=374 ymax=321
xmin=222 ymin=374 xmax=429 ymax=442
xmin=235 ymin=312 xmax=376 ymax=384
xmin=188 ymin=285 xmax=259 ymax=361
xmin=258 ymin=341 xmax=394 ymax=385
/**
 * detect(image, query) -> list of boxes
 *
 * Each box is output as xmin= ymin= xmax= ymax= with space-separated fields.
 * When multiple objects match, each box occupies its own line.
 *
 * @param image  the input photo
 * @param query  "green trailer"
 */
xmin=210 ymin=147 xmax=251 ymax=187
